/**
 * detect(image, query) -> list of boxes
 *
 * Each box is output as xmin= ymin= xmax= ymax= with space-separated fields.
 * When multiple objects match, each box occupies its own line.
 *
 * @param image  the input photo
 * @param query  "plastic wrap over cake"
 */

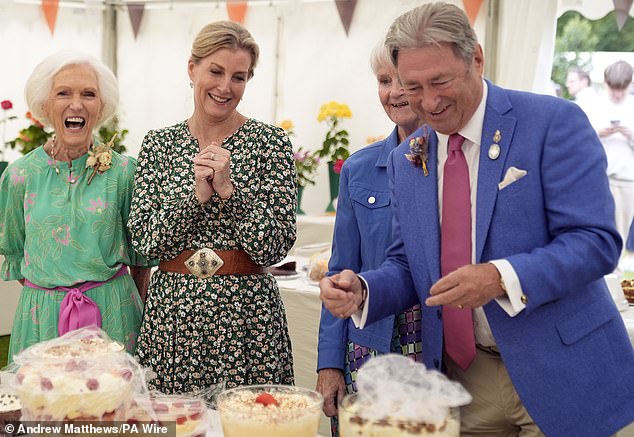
xmin=339 ymin=354 xmax=472 ymax=436
xmin=9 ymin=327 xmax=148 ymax=422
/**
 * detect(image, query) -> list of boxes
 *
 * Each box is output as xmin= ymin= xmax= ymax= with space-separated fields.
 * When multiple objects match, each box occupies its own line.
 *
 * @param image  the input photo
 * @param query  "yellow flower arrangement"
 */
xmin=86 ymin=133 xmax=116 ymax=185
xmin=315 ymin=101 xmax=352 ymax=164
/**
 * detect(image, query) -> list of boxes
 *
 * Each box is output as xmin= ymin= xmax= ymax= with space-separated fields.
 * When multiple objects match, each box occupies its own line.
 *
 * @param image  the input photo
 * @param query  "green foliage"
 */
xmin=97 ymin=116 xmax=128 ymax=154
xmin=294 ymin=145 xmax=320 ymax=188
xmin=553 ymin=10 xmax=634 ymax=99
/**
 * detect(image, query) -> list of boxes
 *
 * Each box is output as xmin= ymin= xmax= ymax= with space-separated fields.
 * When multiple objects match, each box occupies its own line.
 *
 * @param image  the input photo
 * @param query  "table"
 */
xmin=290 ymin=215 xmax=336 ymax=256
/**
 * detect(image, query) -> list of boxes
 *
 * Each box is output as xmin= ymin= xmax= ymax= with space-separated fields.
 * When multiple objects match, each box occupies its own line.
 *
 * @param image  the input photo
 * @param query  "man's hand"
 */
xmin=316 ymin=368 xmax=346 ymax=417
xmin=319 ymin=269 xmax=364 ymax=319
xmin=426 ymin=263 xmax=505 ymax=308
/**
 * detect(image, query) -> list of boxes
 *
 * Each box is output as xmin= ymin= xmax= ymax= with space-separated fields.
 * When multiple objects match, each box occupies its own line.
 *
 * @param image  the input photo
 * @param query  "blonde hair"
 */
xmin=191 ymin=21 xmax=259 ymax=79
xmin=25 ymin=50 xmax=118 ymax=128
xmin=385 ymin=2 xmax=478 ymax=67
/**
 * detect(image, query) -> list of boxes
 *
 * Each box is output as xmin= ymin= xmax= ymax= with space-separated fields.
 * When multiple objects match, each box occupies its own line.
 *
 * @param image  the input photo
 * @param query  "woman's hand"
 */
xmin=193 ymin=142 xmax=233 ymax=203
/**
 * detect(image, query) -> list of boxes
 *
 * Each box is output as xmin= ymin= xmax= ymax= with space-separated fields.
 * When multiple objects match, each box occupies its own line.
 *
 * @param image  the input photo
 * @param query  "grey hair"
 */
xmin=369 ymin=39 xmax=393 ymax=75
xmin=25 ymin=50 xmax=119 ymax=128
xmin=385 ymin=2 xmax=478 ymax=67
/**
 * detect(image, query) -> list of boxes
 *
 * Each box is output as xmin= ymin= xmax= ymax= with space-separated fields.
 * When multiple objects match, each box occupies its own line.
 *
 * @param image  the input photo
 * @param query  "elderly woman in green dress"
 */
xmin=0 ymin=50 xmax=154 ymax=361
xmin=128 ymin=21 xmax=296 ymax=394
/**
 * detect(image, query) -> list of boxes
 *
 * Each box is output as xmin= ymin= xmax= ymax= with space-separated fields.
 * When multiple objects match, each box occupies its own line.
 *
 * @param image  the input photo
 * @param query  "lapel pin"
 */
xmin=488 ymin=143 xmax=501 ymax=160
xmin=493 ymin=130 xmax=502 ymax=143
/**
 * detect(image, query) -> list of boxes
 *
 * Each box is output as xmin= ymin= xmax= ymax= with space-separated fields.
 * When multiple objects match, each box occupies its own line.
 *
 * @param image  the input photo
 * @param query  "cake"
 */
xmin=127 ymin=395 xmax=209 ymax=437
xmin=0 ymin=392 xmax=21 ymax=434
xmin=621 ymin=279 xmax=634 ymax=304
xmin=338 ymin=394 xmax=460 ymax=437
xmin=308 ymin=259 xmax=328 ymax=282
xmin=11 ymin=328 xmax=138 ymax=422
xmin=217 ymin=385 xmax=322 ymax=437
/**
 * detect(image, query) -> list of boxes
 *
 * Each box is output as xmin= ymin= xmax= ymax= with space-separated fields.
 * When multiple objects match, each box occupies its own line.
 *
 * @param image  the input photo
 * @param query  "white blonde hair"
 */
xmin=25 ymin=50 xmax=119 ymax=127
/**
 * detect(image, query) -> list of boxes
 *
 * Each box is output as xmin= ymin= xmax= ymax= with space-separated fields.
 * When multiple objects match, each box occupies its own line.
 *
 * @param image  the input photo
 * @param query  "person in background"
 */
xmin=588 ymin=60 xmax=634 ymax=262
xmin=565 ymin=66 xmax=598 ymax=115
xmin=315 ymin=41 xmax=424 ymax=437
xmin=0 ymin=50 xmax=153 ymax=361
xmin=128 ymin=21 xmax=296 ymax=395
xmin=320 ymin=3 xmax=634 ymax=437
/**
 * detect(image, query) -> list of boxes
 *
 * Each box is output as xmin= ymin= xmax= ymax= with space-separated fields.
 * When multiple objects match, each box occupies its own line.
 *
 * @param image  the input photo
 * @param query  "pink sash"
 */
xmin=23 ymin=265 xmax=129 ymax=336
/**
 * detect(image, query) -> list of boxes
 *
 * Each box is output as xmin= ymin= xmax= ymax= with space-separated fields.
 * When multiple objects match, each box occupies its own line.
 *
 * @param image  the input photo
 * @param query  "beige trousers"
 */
xmin=444 ymin=346 xmax=544 ymax=437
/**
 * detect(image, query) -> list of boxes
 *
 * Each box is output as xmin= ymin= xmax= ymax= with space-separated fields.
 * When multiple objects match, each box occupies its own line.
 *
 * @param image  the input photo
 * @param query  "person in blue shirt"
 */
xmin=315 ymin=41 xmax=424 ymax=437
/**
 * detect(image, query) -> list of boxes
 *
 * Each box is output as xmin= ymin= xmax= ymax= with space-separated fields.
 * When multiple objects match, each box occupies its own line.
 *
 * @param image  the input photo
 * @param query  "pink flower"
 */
xmin=333 ymin=159 xmax=345 ymax=174
xmin=52 ymin=225 xmax=70 ymax=246
xmin=24 ymin=193 xmax=36 ymax=210
xmin=1 ymin=100 xmax=12 ymax=110
xmin=10 ymin=168 xmax=25 ymax=185
xmin=87 ymin=198 xmax=108 ymax=213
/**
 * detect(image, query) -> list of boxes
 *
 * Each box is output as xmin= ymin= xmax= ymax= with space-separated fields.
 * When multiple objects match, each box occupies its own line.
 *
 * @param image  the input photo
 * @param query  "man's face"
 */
xmin=565 ymin=72 xmax=586 ymax=97
xmin=396 ymin=43 xmax=484 ymax=135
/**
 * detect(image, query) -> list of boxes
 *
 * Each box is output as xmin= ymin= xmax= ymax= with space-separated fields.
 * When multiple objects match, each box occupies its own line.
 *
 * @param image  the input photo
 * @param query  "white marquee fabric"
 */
xmin=0 ymin=0 xmax=621 ymax=213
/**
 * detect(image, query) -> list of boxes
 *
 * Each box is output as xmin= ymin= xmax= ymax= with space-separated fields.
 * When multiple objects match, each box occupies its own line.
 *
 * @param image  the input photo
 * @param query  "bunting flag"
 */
xmin=613 ymin=0 xmax=633 ymax=30
xmin=335 ymin=0 xmax=357 ymax=36
xmin=463 ymin=0 xmax=484 ymax=26
xmin=41 ymin=0 xmax=59 ymax=35
xmin=226 ymin=1 xmax=248 ymax=24
xmin=127 ymin=3 xmax=146 ymax=39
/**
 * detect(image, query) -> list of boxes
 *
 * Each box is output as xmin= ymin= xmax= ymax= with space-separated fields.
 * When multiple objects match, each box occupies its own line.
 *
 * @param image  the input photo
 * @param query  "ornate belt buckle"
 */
xmin=185 ymin=248 xmax=224 ymax=279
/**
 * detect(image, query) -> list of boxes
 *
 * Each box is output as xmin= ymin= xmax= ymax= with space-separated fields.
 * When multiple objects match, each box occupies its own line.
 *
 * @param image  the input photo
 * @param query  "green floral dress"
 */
xmin=128 ymin=119 xmax=297 ymax=394
xmin=0 ymin=146 xmax=154 ymax=362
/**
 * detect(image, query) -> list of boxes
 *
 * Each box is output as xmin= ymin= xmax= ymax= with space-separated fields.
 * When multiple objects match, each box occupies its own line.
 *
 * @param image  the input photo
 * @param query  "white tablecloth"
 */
xmin=290 ymin=215 xmax=335 ymax=256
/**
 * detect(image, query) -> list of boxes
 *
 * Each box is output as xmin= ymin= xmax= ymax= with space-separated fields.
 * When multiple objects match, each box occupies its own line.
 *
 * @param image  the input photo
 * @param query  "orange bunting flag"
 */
xmin=612 ymin=0 xmax=633 ymax=30
xmin=41 ymin=0 xmax=59 ymax=35
xmin=127 ymin=3 xmax=145 ymax=39
xmin=463 ymin=0 xmax=483 ymax=26
xmin=335 ymin=0 xmax=357 ymax=36
xmin=227 ymin=1 xmax=248 ymax=24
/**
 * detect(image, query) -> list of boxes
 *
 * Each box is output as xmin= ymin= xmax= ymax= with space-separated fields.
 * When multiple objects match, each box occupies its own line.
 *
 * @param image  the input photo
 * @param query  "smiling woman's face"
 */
xmin=43 ymin=63 xmax=102 ymax=148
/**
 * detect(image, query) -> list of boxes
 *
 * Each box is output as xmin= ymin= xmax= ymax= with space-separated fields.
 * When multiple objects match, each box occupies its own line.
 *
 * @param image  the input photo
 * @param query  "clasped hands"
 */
xmin=193 ymin=142 xmax=234 ymax=203
xmin=320 ymin=263 xmax=506 ymax=319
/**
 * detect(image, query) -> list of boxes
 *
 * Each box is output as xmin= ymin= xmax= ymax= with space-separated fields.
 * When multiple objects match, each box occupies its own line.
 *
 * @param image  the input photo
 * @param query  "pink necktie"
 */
xmin=441 ymin=133 xmax=476 ymax=370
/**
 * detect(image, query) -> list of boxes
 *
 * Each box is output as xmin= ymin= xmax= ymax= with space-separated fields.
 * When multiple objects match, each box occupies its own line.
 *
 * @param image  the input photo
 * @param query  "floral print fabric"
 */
xmin=0 ymin=146 xmax=150 ymax=361
xmin=128 ymin=119 xmax=297 ymax=394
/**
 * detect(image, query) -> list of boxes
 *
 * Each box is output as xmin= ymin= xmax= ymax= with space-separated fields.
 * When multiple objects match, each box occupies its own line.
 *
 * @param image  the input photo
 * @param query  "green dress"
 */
xmin=128 ymin=119 xmax=297 ymax=394
xmin=0 ymin=146 xmax=154 ymax=362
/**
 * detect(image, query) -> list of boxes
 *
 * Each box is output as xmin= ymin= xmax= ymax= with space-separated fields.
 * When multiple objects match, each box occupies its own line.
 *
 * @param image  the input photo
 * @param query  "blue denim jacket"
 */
xmin=317 ymin=127 xmax=400 ymax=370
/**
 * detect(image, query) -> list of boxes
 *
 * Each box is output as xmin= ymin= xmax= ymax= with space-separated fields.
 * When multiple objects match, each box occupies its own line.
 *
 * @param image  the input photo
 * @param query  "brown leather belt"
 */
xmin=159 ymin=249 xmax=266 ymax=276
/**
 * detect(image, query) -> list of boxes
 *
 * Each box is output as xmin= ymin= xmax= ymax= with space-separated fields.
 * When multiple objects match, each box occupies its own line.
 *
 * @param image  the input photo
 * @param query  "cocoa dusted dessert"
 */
xmin=621 ymin=279 xmax=634 ymax=304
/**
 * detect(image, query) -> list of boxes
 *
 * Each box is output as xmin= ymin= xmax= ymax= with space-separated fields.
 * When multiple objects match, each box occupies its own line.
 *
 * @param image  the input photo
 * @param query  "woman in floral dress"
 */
xmin=128 ymin=21 xmax=296 ymax=394
xmin=0 ymin=51 xmax=153 ymax=362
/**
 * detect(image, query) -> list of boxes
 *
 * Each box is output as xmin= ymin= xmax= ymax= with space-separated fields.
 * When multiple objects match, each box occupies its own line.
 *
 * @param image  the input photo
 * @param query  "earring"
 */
xmin=189 ymin=81 xmax=193 ymax=88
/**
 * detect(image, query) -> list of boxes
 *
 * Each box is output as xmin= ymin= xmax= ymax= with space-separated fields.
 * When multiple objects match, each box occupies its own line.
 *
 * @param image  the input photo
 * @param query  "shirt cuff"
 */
xmin=490 ymin=259 xmax=526 ymax=316
xmin=351 ymin=275 xmax=370 ymax=328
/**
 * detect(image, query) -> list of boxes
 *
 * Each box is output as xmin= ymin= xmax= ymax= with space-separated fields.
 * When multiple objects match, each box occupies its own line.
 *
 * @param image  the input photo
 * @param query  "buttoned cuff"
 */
xmin=490 ymin=259 xmax=526 ymax=316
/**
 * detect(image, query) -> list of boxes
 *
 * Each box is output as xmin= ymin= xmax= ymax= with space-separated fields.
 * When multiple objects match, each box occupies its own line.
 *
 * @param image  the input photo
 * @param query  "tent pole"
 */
xmin=484 ymin=0 xmax=499 ymax=83
xmin=102 ymin=3 xmax=118 ymax=76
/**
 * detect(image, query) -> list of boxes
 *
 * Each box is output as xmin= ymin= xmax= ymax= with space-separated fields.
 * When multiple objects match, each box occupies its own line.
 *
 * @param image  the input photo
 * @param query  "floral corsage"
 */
xmin=404 ymin=126 xmax=430 ymax=176
xmin=86 ymin=133 xmax=116 ymax=185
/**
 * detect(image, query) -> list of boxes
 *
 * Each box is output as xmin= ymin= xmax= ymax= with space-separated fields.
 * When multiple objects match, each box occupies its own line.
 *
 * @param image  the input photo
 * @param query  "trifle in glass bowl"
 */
xmin=338 ymin=355 xmax=471 ymax=437
xmin=216 ymin=385 xmax=323 ymax=437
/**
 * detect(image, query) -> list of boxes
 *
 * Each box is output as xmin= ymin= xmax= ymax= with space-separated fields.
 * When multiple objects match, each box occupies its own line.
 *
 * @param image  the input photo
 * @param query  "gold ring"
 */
xmin=457 ymin=304 xmax=464 ymax=310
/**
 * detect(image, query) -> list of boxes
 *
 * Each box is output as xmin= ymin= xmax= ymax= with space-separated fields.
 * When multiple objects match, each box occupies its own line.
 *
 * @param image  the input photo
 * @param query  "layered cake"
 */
xmin=621 ymin=279 xmax=634 ymax=304
xmin=127 ymin=395 xmax=209 ymax=437
xmin=0 ymin=392 xmax=21 ymax=434
xmin=338 ymin=355 xmax=471 ymax=437
xmin=217 ymin=385 xmax=322 ymax=437
xmin=11 ymin=328 xmax=139 ymax=422
xmin=338 ymin=394 xmax=460 ymax=437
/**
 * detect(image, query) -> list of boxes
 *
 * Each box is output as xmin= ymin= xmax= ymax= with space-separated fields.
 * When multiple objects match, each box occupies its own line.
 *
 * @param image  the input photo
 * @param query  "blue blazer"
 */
xmin=361 ymin=81 xmax=634 ymax=437
xmin=317 ymin=128 xmax=400 ymax=371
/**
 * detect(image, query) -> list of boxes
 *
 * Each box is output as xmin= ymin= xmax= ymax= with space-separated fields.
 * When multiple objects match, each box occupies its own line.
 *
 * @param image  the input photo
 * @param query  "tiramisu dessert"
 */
xmin=621 ymin=279 xmax=634 ymax=304
xmin=338 ymin=355 xmax=471 ymax=437
xmin=0 ymin=391 xmax=21 ymax=433
xmin=217 ymin=385 xmax=323 ymax=437
xmin=11 ymin=327 xmax=140 ymax=422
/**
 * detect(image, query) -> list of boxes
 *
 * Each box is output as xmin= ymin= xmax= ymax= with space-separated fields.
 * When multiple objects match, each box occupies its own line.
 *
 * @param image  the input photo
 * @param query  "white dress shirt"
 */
xmin=354 ymin=81 xmax=526 ymax=347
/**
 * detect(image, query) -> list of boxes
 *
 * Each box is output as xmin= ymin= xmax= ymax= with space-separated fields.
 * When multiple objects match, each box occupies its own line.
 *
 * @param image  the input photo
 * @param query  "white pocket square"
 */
xmin=498 ymin=167 xmax=527 ymax=190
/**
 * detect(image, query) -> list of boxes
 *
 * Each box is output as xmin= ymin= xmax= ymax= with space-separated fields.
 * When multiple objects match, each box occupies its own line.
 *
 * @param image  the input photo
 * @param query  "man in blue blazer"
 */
xmin=321 ymin=3 xmax=634 ymax=437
